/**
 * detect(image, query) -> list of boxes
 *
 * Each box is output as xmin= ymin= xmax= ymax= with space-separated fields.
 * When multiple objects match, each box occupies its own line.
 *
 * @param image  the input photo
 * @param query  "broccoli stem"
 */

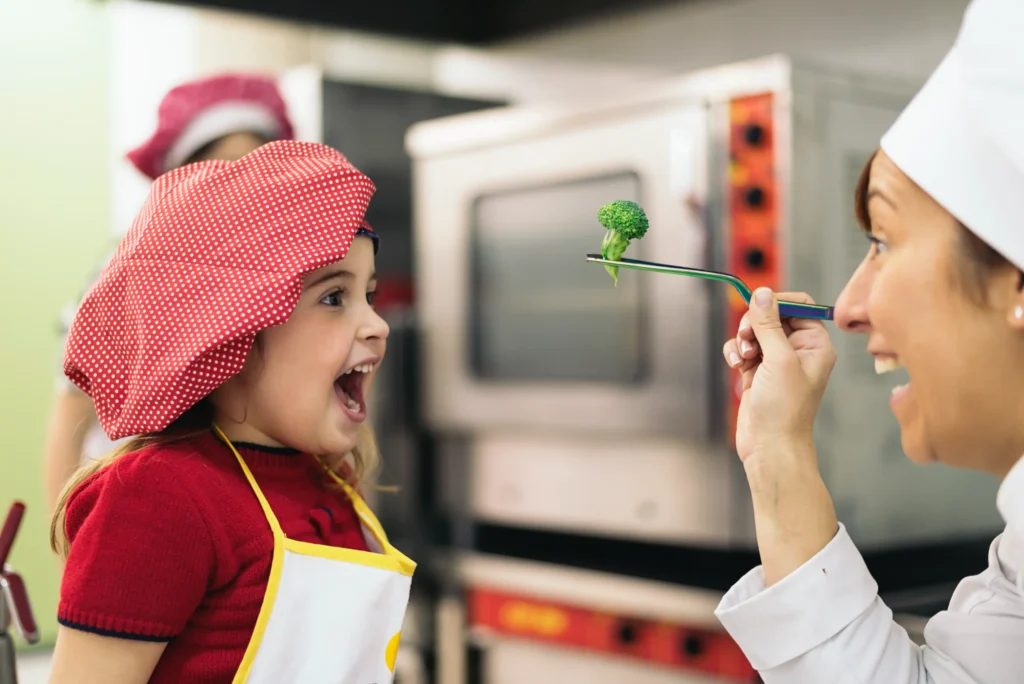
xmin=601 ymin=229 xmax=631 ymax=286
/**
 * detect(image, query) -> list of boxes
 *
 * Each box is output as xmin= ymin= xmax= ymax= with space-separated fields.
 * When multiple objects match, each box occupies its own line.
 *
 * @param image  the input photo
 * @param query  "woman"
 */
xmin=42 ymin=72 xmax=295 ymax=513
xmin=714 ymin=0 xmax=1024 ymax=681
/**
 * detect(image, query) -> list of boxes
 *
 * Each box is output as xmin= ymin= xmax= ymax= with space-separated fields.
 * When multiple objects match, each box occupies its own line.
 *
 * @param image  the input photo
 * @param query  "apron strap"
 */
xmin=317 ymin=461 xmax=392 ymax=549
xmin=313 ymin=461 xmax=416 ymax=573
xmin=212 ymin=424 xmax=285 ymax=538
xmin=213 ymin=424 xmax=413 ymax=571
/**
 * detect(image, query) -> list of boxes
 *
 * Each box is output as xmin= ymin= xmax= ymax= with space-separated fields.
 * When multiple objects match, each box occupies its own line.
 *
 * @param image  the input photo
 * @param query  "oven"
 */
xmin=408 ymin=100 xmax=715 ymax=442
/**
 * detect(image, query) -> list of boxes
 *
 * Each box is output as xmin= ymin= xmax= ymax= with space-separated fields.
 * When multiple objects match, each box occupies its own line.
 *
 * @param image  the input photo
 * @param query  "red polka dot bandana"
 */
xmin=64 ymin=140 xmax=378 ymax=440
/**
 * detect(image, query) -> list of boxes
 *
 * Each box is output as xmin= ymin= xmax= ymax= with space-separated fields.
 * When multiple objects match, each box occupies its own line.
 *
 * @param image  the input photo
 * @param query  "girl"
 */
xmin=715 ymin=0 xmax=1024 ymax=681
xmin=48 ymin=140 xmax=415 ymax=684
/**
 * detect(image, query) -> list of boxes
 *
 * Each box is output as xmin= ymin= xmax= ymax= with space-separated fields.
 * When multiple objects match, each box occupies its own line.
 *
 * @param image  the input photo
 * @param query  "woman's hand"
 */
xmin=723 ymin=289 xmax=836 ymax=464
xmin=722 ymin=288 xmax=840 ymax=585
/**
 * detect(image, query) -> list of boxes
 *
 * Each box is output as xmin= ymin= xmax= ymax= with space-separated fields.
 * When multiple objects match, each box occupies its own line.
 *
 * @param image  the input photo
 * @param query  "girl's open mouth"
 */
xmin=334 ymin=367 xmax=368 ymax=422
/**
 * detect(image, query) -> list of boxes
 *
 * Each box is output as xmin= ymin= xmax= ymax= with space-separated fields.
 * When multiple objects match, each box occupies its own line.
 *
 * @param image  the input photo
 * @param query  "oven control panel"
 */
xmin=468 ymin=587 xmax=757 ymax=682
xmin=726 ymin=92 xmax=781 ymax=445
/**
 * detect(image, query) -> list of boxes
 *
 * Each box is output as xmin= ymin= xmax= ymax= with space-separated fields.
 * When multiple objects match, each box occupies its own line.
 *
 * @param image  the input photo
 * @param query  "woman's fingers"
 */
xmin=739 ymin=358 xmax=759 ymax=391
xmin=736 ymin=292 xmax=820 ymax=350
xmin=737 ymin=317 xmax=759 ymax=356
xmin=724 ymin=339 xmax=761 ymax=382
xmin=740 ymin=336 xmax=761 ymax=359
xmin=775 ymin=291 xmax=815 ymax=305
xmin=723 ymin=338 xmax=743 ymax=369
xmin=738 ymin=316 xmax=756 ymax=342
xmin=723 ymin=339 xmax=738 ymax=367
xmin=724 ymin=338 xmax=758 ymax=369
xmin=773 ymin=292 xmax=829 ymax=336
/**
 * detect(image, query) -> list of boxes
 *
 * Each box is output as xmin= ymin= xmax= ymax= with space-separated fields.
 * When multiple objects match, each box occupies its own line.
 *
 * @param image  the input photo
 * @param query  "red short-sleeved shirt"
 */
xmin=59 ymin=431 xmax=371 ymax=683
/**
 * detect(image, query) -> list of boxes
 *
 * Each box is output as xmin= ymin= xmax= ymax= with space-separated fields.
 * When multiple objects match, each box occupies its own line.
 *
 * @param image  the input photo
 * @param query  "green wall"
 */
xmin=0 ymin=0 xmax=112 ymax=647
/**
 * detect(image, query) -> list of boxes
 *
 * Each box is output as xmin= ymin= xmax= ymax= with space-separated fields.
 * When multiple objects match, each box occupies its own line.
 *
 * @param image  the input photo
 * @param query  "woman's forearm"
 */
xmin=743 ymin=443 xmax=840 ymax=586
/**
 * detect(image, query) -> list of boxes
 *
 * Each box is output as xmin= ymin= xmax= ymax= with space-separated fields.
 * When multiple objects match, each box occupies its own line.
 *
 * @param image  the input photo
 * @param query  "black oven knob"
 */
xmin=681 ymin=634 xmax=704 ymax=657
xmin=744 ymin=124 xmax=765 ymax=146
xmin=744 ymin=186 xmax=765 ymax=208
xmin=616 ymin=621 xmax=639 ymax=645
xmin=745 ymin=248 xmax=766 ymax=270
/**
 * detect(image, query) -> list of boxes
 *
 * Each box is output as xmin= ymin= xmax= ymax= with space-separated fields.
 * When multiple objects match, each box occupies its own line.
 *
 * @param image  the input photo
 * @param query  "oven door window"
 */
xmin=469 ymin=171 xmax=647 ymax=383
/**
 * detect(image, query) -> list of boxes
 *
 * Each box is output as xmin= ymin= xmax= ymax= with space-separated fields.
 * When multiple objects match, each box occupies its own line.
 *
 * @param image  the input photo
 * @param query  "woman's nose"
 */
xmin=835 ymin=260 xmax=873 ymax=333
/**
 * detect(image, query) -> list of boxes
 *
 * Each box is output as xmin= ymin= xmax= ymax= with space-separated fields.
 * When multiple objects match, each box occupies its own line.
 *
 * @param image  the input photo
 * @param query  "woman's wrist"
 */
xmin=742 ymin=435 xmax=818 ymax=488
xmin=742 ymin=440 xmax=839 ymax=586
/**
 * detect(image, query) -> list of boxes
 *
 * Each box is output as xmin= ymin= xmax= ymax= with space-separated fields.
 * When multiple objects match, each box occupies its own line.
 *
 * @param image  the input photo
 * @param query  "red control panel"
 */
xmin=726 ymin=93 xmax=780 ymax=446
xmin=468 ymin=587 xmax=758 ymax=682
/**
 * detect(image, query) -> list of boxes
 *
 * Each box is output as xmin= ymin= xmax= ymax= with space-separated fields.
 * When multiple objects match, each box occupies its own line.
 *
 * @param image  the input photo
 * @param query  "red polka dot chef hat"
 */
xmin=64 ymin=141 xmax=379 ymax=440
xmin=126 ymin=73 xmax=296 ymax=180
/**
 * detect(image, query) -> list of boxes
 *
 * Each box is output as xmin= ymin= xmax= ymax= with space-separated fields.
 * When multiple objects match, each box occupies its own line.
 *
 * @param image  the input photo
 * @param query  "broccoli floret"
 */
xmin=598 ymin=200 xmax=649 ymax=285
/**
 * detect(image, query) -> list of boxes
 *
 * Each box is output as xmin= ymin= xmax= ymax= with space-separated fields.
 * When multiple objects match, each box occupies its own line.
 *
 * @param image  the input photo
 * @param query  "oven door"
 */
xmin=411 ymin=102 xmax=714 ymax=438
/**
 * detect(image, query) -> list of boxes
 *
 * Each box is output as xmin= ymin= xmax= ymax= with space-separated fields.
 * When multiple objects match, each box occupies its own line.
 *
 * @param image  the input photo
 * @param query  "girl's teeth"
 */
xmin=343 ymin=363 xmax=374 ymax=375
xmin=346 ymin=396 xmax=360 ymax=411
xmin=891 ymin=383 xmax=909 ymax=396
xmin=875 ymin=357 xmax=903 ymax=374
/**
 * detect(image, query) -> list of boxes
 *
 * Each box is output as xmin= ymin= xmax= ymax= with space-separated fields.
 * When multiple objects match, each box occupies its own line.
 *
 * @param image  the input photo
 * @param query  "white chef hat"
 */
xmin=881 ymin=0 xmax=1024 ymax=271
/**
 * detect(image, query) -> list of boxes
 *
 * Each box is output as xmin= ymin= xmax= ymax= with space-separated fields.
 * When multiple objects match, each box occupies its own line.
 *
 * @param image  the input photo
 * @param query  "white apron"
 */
xmin=215 ymin=427 xmax=417 ymax=684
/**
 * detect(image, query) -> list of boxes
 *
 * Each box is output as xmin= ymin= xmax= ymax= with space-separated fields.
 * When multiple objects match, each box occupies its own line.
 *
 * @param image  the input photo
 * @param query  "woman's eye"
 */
xmin=366 ymin=290 xmax=377 ymax=307
xmin=868 ymin=235 xmax=888 ymax=256
xmin=320 ymin=290 xmax=344 ymax=307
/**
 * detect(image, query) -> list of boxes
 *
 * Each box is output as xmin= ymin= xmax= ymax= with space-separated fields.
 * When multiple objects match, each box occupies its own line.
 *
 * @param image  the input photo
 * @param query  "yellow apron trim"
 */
xmin=214 ymin=425 xmax=284 ymax=537
xmin=215 ymin=425 xmax=287 ymax=684
xmin=318 ymin=459 xmax=418 ymax=575
xmin=213 ymin=424 xmax=417 ymax=683
xmin=282 ymin=538 xmax=415 ymax=576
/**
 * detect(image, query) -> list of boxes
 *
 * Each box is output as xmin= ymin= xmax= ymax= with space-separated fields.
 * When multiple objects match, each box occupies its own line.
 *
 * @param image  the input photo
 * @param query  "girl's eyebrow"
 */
xmin=307 ymin=269 xmax=353 ymax=288
xmin=305 ymin=269 xmax=377 ymax=288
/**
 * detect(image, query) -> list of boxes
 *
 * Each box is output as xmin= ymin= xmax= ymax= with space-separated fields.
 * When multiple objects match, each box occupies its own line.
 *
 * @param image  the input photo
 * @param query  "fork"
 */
xmin=585 ymin=254 xmax=834 ymax=321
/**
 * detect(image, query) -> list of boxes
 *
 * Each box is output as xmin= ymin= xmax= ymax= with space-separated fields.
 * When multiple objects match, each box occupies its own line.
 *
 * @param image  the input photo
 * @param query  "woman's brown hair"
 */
xmin=853 ymin=149 xmax=1009 ymax=301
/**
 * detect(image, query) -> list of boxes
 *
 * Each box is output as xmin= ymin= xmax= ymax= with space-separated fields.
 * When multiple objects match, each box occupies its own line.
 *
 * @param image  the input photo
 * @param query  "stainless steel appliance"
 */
xmin=408 ymin=54 xmax=1003 ymax=553
xmin=407 ymin=54 xmax=1004 ymax=684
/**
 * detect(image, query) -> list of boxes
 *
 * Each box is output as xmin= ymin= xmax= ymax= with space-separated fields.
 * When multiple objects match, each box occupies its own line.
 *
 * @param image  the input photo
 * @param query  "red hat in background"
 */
xmin=65 ymin=141 xmax=378 ymax=439
xmin=126 ymin=73 xmax=296 ymax=180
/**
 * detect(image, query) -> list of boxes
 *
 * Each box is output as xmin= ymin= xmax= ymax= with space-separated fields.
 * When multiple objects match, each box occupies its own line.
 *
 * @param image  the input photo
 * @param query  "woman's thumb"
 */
xmin=748 ymin=288 xmax=794 ymax=359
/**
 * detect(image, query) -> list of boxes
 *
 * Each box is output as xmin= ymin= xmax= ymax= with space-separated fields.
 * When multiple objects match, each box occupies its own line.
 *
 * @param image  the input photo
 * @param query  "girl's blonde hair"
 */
xmin=49 ymin=398 xmax=381 ymax=559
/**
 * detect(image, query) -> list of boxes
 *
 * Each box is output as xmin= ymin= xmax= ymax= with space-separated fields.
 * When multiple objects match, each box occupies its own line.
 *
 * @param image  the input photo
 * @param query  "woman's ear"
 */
xmin=1008 ymin=270 xmax=1024 ymax=329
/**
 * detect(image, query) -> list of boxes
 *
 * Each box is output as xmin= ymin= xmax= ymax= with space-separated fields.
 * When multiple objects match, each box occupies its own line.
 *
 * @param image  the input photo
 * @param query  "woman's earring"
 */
xmin=1015 ymin=305 xmax=1023 ymax=320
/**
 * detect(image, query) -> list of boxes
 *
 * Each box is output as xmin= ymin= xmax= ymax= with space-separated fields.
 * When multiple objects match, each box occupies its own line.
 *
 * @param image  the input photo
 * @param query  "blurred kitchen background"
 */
xmin=0 ymin=1 xmax=1001 ymax=682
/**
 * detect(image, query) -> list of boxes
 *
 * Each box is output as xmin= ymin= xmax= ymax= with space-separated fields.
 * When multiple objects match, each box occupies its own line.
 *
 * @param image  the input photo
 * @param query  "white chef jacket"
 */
xmin=715 ymin=457 xmax=1024 ymax=683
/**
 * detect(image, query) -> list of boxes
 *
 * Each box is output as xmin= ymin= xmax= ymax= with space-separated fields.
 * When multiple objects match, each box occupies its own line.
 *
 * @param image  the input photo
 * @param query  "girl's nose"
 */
xmin=362 ymin=308 xmax=390 ymax=342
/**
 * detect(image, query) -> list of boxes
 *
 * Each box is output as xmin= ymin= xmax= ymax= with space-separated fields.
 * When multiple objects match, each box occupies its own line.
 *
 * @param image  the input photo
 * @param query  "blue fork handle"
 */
xmin=778 ymin=301 xmax=834 ymax=321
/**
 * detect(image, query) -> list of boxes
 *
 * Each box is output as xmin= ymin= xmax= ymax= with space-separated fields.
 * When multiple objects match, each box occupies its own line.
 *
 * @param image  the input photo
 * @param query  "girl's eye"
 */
xmin=868 ymin=235 xmax=888 ymax=257
xmin=366 ymin=290 xmax=377 ymax=307
xmin=320 ymin=289 xmax=345 ymax=307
